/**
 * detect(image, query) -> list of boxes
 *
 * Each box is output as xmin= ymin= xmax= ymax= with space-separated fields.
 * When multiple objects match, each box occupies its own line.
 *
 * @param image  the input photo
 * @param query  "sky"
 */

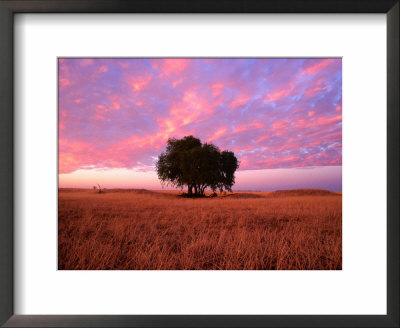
xmin=58 ymin=58 xmax=342 ymax=191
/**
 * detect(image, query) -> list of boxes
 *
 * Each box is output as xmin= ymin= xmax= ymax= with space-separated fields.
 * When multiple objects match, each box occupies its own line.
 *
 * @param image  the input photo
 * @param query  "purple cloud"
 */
xmin=59 ymin=58 xmax=342 ymax=174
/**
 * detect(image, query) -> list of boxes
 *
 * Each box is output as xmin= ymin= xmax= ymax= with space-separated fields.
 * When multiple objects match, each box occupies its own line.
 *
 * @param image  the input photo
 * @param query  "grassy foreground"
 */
xmin=58 ymin=189 xmax=342 ymax=270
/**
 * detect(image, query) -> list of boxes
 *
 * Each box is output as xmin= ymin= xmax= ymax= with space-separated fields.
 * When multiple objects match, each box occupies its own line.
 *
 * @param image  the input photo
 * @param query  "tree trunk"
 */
xmin=188 ymin=185 xmax=192 ymax=195
xmin=194 ymin=185 xmax=198 ymax=195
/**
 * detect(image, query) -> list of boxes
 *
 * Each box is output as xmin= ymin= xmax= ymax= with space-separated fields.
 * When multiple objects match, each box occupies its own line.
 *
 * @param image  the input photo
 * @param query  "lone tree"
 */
xmin=156 ymin=136 xmax=239 ymax=196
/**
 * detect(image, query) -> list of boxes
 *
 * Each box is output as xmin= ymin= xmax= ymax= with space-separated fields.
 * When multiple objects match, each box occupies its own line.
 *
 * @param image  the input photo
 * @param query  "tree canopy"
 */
xmin=156 ymin=136 xmax=239 ymax=196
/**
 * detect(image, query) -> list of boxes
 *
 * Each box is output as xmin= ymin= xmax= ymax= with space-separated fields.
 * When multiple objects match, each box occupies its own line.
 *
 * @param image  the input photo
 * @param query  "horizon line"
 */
xmin=58 ymin=187 xmax=342 ymax=192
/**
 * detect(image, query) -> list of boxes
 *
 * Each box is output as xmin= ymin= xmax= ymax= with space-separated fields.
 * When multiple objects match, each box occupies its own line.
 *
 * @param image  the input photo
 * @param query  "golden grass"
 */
xmin=58 ymin=189 xmax=342 ymax=270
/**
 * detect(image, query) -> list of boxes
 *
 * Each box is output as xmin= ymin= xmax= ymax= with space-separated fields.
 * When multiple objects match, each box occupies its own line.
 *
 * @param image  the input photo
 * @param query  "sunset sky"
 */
xmin=59 ymin=58 xmax=342 ymax=191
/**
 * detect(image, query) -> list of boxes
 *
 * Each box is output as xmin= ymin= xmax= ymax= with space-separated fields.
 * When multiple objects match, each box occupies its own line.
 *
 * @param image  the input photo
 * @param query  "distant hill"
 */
xmin=222 ymin=193 xmax=264 ymax=199
xmin=270 ymin=189 xmax=340 ymax=197
xmin=58 ymin=188 xmax=341 ymax=198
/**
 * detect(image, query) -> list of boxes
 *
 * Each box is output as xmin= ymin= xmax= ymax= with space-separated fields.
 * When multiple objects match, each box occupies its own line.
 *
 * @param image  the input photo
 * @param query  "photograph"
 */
xmin=58 ymin=58 xmax=342 ymax=270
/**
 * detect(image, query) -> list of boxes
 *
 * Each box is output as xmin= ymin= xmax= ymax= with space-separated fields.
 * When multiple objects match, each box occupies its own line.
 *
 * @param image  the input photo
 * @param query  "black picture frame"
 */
xmin=0 ymin=1 xmax=398 ymax=327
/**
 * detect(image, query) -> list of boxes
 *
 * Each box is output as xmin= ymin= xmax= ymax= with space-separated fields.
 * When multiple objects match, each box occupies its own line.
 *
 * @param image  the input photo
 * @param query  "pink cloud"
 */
xmin=182 ymin=90 xmax=214 ymax=116
xmin=233 ymin=121 xmax=263 ymax=134
xmin=265 ymin=85 xmax=293 ymax=103
xmin=59 ymin=78 xmax=72 ymax=88
xmin=316 ymin=114 xmax=342 ymax=126
xmin=231 ymin=95 xmax=250 ymax=108
xmin=272 ymin=121 xmax=289 ymax=136
xmin=111 ymin=102 xmax=120 ymax=110
xmin=126 ymin=75 xmax=151 ymax=91
xmin=304 ymin=85 xmax=330 ymax=96
xmin=153 ymin=59 xmax=189 ymax=77
xmin=59 ymin=138 xmax=99 ymax=173
xmin=211 ymin=83 xmax=225 ymax=97
xmin=208 ymin=127 xmax=228 ymax=142
xmin=118 ymin=60 xmax=130 ymax=69
xmin=58 ymin=58 xmax=342 ymax=176
xmin=172 ymin=78 xmax=183 ymax=87
xmin=303 ymin=59 xmax=333 ymax=75
xmin=78 ymin=59 xmax=94 ymax=67
xmin=110 ymin=95 xmax=121 ymax=110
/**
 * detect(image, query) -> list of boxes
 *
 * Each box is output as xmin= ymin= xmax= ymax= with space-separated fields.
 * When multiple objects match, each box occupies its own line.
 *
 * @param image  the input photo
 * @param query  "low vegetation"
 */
xmin=58 ymin=189 xmax=342 ymax=270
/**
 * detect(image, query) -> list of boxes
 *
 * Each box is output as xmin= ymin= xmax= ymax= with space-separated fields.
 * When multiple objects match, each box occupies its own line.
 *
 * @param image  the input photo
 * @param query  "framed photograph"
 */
xmin=57 ymin=56 xmax=343 ymax=271
xmin=0 ymin=1 xmax=398 ymax=327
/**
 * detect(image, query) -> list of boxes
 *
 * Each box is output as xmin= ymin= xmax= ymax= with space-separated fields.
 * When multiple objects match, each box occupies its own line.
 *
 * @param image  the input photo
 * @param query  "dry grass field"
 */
xmin=58 ymin=188 xmax=342 ymax=270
